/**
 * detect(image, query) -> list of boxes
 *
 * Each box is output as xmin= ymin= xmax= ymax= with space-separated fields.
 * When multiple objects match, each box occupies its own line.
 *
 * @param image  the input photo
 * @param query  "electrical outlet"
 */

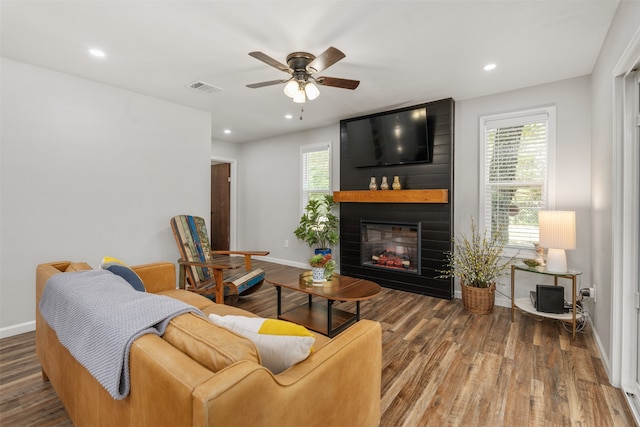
xmin=591 ymin=284 xmax=596 ymax=303
xmin=284 ymin=240 xmax=289 ymax=248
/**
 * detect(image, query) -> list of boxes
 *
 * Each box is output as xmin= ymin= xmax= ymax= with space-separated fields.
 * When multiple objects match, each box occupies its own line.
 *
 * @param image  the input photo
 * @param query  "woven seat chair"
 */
xmin=170 ymin=215 xmax=269 ymax=305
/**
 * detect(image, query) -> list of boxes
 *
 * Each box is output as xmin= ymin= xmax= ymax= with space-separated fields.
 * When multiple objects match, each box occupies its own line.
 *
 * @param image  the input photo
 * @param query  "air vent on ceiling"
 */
xmin=188 ymin=81 xmax=223 ymax=94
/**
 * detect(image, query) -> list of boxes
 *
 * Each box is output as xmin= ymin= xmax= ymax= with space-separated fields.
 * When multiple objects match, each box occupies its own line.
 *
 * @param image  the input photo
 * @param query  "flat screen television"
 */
xmin=342 ymin=105 xmax=430 ymax=168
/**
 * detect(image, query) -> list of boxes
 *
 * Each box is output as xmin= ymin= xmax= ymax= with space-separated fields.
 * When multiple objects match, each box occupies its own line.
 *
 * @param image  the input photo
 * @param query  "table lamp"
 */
xmin=538 ymin=210 xmax=576 ymax=272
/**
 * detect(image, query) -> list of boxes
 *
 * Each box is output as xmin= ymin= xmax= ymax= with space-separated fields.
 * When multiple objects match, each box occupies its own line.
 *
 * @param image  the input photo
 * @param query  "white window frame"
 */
xmin=479 ymin=106 xmax=557 ymax=257
xmin=300 ymin=141 xmax=332 ymax=213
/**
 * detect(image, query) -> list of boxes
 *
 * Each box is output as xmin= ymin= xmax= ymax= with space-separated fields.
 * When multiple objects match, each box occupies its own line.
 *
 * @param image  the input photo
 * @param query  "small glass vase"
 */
xmin=311 ymin=267 xmax=325 ymax=284
xmin=392 ymin=175 xmax=401 ymax=190
xmin=369 ymin=176 xmax=378 ymax=190
xmin=380 ymin=176 xmax=389 ymax=190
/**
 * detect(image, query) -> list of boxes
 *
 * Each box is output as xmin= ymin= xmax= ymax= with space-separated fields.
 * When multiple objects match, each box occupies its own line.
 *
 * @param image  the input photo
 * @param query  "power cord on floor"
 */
xmin=558 ymin=299 xmax=588 ymax=333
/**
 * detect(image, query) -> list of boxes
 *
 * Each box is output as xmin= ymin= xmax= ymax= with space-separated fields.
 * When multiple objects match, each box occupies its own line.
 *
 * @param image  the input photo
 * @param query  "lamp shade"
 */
xmin=283 ymin=80 xmax=299 ymax=98
xmin=292 ymin=88 xmax=306 ymax=103
xmin=305 ymin=82 xmax=320 ymax=100
xmin=538 ymin=210 xmax=576 ymax=272
xmin=538 ymin=211 xmax=576 ymax=249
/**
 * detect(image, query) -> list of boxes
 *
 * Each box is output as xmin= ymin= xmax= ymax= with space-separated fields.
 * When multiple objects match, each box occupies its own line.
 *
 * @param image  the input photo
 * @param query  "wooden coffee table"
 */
xmin=265 ymin=269 xmax=381 ymax=337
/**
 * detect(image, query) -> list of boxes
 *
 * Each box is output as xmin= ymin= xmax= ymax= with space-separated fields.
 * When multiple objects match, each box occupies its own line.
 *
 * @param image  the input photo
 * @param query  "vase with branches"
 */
xmin=439 ymin=218 xmax=517 ymax=313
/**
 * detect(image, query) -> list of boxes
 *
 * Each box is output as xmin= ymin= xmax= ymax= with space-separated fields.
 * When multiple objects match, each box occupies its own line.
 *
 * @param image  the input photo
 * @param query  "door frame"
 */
xmin=611 ymin=27 xmax=640 ymax=423
xmin=211 ymin=156 xmax=237 ymax=251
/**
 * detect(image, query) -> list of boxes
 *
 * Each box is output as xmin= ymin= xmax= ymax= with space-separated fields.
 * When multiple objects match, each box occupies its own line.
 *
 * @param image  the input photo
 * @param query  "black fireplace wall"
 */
xmin=339 ymin=98 xmax=454 ymax=299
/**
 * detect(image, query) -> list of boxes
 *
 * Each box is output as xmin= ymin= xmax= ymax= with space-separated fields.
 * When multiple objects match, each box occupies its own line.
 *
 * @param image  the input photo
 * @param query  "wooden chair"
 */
xmin=170 ymin=215 xmax=269 ymax=305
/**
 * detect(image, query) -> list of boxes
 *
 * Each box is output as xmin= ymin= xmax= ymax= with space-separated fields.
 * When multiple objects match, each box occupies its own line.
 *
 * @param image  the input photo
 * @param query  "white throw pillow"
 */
xmin=208 ymin=314 xmax=315 ymax=374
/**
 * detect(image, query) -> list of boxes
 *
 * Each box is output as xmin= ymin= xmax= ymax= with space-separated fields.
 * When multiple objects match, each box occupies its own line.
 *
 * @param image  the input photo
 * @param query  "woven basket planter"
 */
xmin=461 ymin=281 xmax=496 ymax=314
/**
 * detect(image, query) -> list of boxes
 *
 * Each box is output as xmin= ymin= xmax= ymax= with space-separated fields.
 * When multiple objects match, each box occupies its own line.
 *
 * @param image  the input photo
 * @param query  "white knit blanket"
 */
xmin=39 ymin=269 xmax=201 ymax=400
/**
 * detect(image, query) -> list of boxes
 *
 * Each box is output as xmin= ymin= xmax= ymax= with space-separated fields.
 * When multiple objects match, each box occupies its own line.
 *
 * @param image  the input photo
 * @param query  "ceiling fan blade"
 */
xmin=248 ymin=51 xmax=292 ymax=73
xmin=315 ymin=76 xmax=360 ymax=90
xmin=306 ymin=47 xmax=345 ymax=74
xmin=246 ymin=79 xmax=289 ymax=89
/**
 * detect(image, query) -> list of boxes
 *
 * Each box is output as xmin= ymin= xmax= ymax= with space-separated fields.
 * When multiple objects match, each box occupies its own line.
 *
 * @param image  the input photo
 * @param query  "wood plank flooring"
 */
xmin=0 ymin=259 xmax=635 ymax=426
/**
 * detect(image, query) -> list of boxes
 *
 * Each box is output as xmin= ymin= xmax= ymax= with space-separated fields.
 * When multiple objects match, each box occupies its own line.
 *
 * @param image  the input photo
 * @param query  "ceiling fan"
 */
xmin=246 ymin=46 xmax=360 ymax=103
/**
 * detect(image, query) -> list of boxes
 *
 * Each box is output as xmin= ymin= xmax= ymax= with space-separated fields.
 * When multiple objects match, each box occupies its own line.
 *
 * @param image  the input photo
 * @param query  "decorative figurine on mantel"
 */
xmin=392 ymin=175 xmax=401 ymax=190
xmin=369 ymin=176 xmax=378 ymax=190
xmin=380 ymin=176 xmax=389 ymax=190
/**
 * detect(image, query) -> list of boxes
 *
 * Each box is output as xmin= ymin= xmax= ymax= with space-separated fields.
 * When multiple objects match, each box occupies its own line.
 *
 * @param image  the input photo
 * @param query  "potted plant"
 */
xmin=439 ymin=219 xmax=516 ymax=314
xmin=294 ymin=194 xmax=339 ymax=255
xmin=309 ymin=253 xmax=336 ymax=284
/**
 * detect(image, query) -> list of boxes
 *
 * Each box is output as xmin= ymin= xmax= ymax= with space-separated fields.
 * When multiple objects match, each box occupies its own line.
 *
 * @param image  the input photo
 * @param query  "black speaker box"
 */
xmin=535 ymin=284 xmax=565 ymax=314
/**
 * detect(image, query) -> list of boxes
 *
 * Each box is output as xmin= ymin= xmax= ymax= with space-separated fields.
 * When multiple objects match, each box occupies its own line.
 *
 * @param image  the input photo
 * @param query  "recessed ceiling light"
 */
xmin=285 ymin=114 xmax=293 ymax=119
xmin=223 ymin=129 xmax=231 ymax=134
xmin=88 ymin=48 xmax=106 ymax=58
xmin=484 ymin=63 xmax=496 ymax=71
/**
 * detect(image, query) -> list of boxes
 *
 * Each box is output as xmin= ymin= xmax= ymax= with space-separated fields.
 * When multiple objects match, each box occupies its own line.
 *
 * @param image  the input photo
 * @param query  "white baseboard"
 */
xmin=260 ymin=256 xmax=311 ymax=270
xmin=623 ymin=390 xmax=640 ymax=427
xmin=587 ymin=314 xmax=611 ymax=377
xmin=0 ymin=320 xmax=35 ymax=339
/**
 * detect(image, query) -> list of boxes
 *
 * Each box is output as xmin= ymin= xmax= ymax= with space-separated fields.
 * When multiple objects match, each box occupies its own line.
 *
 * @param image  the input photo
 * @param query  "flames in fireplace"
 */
xmin=371 ymin=249 xmax=411 ymax=270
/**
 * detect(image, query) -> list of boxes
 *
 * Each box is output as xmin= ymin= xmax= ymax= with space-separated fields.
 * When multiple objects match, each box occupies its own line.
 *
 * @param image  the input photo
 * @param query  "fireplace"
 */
xmin=361 ymin=221 xmax=420 ymax=274
xmin=337 ymin=97 xmax=454 ymax=299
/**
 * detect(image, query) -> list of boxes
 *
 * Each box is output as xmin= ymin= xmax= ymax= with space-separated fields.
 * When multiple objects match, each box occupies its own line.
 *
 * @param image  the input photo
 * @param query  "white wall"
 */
xmin=590 ymin=0 xmax=640 ymax=375
xmin=455 ymin=76 xmax=592 ymax=304
xmin=211 ymin=139 xmax=240 ymax=160
xmin=0 ymin=58 xmax=211 ymax=337
xmin=214 ymin=126 xmax=340 ymax=268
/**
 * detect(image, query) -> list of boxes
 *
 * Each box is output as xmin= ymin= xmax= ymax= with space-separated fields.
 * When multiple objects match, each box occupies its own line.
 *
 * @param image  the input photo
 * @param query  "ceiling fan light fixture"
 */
xmin=283 ymin=80 xmax=299 ymax=98
xmin=305 ymin=82 xmax=320 ymax=100
xmin=248 ymin=47 xmax=359 ymax=102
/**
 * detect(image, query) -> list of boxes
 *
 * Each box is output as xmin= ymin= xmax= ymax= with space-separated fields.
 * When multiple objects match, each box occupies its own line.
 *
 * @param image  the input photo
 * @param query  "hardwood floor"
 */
xmin=0 ymin=259 xmax=635 ymax=426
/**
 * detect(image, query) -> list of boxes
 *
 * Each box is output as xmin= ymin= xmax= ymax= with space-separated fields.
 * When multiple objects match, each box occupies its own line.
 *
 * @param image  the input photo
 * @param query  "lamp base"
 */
xmin=545 ymin=248 xmax=567 ymax=273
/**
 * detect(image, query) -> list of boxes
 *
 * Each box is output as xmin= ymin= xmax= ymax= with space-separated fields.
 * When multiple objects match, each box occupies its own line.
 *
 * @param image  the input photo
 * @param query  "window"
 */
xmin=479 ymin=107 xmax=556 ymax=254
xmin=300 ymin=142 xmax=332 ymax=211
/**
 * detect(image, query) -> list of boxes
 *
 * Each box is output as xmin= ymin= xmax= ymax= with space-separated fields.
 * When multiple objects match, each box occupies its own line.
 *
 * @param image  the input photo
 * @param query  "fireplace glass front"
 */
xmin=360 ymin=221 xmax=420 ymax=274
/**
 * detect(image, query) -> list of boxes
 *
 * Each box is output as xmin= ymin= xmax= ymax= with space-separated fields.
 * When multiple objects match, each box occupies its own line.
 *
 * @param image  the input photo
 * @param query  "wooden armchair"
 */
xmin=170 ymin=215 xmax=269 ymax=305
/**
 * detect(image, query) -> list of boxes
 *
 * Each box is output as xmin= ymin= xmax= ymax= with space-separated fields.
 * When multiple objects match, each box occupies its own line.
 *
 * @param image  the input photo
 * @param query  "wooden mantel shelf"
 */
xmin=333 ymin=189 xmax=448 ymax=204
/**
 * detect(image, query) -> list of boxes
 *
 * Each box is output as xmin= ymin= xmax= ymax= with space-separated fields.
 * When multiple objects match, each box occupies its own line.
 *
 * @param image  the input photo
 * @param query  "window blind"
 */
xmin=301 ymin=143 xmax=331 ymax=211
xmin=481 ymin=109 xmax=553 ymax=250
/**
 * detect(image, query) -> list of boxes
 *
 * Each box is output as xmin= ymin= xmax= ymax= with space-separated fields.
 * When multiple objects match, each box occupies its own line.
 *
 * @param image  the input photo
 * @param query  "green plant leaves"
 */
xmin=294 ymin=194 xmax=339 ymax=249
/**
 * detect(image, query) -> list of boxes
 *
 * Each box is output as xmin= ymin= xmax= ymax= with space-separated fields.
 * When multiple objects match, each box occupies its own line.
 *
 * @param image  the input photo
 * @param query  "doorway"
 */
xmin=211 ymin=162 xmax=230 ymax=250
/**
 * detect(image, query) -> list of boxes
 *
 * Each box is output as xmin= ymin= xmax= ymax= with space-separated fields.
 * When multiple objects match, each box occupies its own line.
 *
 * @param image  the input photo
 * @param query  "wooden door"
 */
xmin=210 ymin=163 xmax=230 ymax=250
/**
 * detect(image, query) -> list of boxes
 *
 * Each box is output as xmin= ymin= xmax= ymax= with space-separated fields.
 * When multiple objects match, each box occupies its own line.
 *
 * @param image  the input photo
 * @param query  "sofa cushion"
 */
xmin=100 ymin=257 xmax=146 ymax=292
xmin=208 ymin=314 xmax=315 ymax=374
xmin=163 ymin=312 xmax=260 ymax=372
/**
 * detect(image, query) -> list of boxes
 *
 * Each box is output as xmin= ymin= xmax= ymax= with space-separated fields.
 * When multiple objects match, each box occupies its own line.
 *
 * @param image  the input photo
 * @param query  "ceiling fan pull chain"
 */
xmin=300 ymin=105 xmax=304 ymax=120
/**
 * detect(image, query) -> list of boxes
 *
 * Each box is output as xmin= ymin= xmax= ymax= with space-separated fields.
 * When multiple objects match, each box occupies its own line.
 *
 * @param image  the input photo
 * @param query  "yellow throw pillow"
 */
xmin=208 ymin=314 xmax=315 ymax=374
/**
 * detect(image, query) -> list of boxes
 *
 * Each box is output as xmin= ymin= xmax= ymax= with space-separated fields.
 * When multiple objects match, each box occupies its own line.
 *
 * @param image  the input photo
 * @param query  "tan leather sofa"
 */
xmin=36 ymin=261 xmax=382 ymax=427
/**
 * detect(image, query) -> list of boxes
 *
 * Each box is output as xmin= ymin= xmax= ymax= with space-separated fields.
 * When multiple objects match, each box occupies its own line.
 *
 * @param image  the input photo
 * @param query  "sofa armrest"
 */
xmin=36 ymin=261 xmax=93 ymax=304
xmin=132 ymin=262 xmax=177 ymax=293
xmin=190 ymin=320 xmax=382 ymax=427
